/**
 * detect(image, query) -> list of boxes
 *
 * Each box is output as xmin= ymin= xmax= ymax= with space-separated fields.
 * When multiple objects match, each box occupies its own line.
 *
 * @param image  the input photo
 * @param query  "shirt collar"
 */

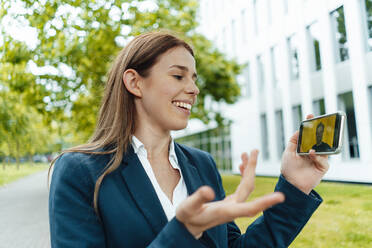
xmin=168 ymin=138 xmax=179 ymax=167
xmin=131 ymin=135 xmax=179 ymax=168
xmin=131 ymin=135 xmax=144 ymax=155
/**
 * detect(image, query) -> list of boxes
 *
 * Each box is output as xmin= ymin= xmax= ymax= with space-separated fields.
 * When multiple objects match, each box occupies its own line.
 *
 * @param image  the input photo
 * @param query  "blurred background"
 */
xmin=1 ymin=0 xmax=372 ymax=247
xmin=178 ymin=0 xmax=372 ymax=183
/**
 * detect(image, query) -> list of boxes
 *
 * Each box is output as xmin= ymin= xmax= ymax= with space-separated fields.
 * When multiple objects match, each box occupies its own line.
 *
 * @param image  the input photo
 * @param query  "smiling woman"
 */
xmin=48 ymin=31 xmax=328 ymax=248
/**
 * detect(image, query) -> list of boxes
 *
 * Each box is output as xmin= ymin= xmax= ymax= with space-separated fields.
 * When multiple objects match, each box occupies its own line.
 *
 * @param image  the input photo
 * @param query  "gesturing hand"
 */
xmin=281 ymin=114 xmax=330 ymax=194
xmin=176 ymin=150 xmax=285 ymax=239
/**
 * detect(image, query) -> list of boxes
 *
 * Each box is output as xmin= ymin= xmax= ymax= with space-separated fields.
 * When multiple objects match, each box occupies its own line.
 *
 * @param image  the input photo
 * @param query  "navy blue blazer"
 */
xmin=49 ymin=143 xmax=322 ymax=247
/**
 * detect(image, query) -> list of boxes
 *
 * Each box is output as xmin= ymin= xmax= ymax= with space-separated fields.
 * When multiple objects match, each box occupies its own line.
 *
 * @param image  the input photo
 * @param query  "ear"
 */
xmin=122 ymin=69 xmax=143 ymax=97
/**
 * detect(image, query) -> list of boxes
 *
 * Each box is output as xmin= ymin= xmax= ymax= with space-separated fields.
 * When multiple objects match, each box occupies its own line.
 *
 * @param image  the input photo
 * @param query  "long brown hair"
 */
xmin=48 ymin=31 xmax=194 ymax=215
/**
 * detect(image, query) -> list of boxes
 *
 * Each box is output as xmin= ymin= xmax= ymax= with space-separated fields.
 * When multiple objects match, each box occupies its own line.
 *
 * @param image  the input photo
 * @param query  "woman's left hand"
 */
xmin=281 ymin=114 xmax=330 ymax=194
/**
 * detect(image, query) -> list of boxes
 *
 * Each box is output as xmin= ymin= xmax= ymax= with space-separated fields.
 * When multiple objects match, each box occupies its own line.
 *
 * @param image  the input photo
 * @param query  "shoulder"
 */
xmin=52 ymin=151 xmax=112 ymax=187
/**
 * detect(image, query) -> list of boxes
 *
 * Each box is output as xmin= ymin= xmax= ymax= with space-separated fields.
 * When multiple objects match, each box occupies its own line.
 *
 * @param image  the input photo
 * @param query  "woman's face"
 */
xmin=136 ymin=46 xmax=199 ymax=132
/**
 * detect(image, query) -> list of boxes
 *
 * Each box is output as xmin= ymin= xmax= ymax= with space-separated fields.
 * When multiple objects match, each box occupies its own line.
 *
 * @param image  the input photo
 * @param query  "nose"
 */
xmin=186 ymin=79 xmax=200 ymax=96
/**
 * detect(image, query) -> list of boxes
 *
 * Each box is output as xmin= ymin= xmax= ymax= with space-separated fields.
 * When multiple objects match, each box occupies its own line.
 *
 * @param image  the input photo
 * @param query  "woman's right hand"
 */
xmin=176 ymin=150 xmax=285 ymax=239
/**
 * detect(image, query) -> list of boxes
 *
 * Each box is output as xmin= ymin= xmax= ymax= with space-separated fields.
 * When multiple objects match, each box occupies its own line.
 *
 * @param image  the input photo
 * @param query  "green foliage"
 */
xmin=0 ymin=0 xmax=243 ymax=146
xmin=0 ymin=30 xmax=54 ymax=163
xmin=0 ymin=90 xmax=52 ymax=164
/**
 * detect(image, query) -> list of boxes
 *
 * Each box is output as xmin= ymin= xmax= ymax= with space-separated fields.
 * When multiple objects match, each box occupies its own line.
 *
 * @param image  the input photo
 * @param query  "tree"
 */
xmin=0 ymin=34 xmax=53 ymax=166
xmin=1 ymin=0 xmax=243 ymax=145
xmin=0 ymin=92 xmax=28 ymax=169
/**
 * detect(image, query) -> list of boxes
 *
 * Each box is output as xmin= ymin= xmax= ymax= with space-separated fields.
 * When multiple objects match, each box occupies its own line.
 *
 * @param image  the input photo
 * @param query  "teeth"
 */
xmin=173 ymin=101 xmax=191 ymax=110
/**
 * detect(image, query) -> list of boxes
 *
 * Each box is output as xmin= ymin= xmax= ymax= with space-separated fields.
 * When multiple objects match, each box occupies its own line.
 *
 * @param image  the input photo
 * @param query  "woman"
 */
xmin=49 ymin=31 xmax=328 ymax=247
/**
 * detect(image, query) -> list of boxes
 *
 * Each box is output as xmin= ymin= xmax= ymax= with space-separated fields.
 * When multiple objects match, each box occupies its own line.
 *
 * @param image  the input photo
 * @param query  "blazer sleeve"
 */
xmin=210 ymin=155 xmax=322 ymax=248
xmin=147 ymin=218 xmax=207 ymax=248
xmin=49 ymin=154 xmax=107 ymax=248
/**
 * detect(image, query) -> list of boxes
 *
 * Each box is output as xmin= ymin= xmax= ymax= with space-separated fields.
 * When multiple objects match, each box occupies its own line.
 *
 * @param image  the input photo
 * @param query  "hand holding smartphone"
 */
xmin=297 ymin=112 xmax=346 ymax=155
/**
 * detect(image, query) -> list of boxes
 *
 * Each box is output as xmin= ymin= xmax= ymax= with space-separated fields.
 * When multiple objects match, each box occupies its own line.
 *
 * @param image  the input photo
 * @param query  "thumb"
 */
xmin=176 ymin=186 xmax=215 ymax=220
xmin=286 ymin=131 xmax=299 ymax=152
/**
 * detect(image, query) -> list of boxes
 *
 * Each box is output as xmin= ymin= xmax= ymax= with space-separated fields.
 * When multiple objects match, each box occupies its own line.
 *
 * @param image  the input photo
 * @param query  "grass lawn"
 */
xmin=0 ymin=163 xmax=49 ymax=187
xmin=222 ymin=175 xmax=372 ymax=248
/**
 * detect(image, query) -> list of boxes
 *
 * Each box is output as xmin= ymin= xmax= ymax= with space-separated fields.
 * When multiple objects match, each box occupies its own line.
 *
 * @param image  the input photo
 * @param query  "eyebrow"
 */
xmin=169 ymin=65 xmax=198 ymax=80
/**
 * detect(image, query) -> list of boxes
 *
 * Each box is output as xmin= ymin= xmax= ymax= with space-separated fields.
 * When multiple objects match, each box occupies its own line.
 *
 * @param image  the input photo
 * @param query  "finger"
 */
xmin=309 ymin=150 xmax=329 ymax=173
xmin=309 ymin=149 xmax=329 ymax=160
xmin=239 ymin=152 xmax=249 ymax=175
xmin=306 ymin=114 xmax=314 ymax=120
xmin=177 ymin=186 xmax=215 ymax=220
xmin=310 ymin=148 xmax=329 ymax=160
xmin=244 ymin=150 xmax=258 ymax=177
xmin=286 ymin=131 xmax=299 ymax=153
xmin=239 ymin=164 xmax=244 ymax=175
xmin=235 ymin=150 xmax=259 ymax=202
xmin=227 ymin=192 xmax=285 ymax=220
xmin=241 ymin=152 xmax=249 ymax=165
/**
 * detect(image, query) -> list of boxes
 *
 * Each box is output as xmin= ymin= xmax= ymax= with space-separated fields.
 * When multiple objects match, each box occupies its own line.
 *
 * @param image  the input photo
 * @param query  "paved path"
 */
xmin=0 ymin=170 xmax=50 ymax=248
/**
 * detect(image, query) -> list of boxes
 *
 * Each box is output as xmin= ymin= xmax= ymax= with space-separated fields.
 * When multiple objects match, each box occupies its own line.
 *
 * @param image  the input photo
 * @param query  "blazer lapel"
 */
xmin=120 ymin=146 xmax=168 ymax=235
xmin=175 ymin=144 xmax=218 ymax=248
xmin=174 ymin=144 xmax=203 ymax=195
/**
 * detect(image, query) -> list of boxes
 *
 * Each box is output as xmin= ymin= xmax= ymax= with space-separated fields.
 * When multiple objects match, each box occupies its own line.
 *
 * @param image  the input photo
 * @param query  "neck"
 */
xmin=133 ymin=124 xmax=171 ymax=160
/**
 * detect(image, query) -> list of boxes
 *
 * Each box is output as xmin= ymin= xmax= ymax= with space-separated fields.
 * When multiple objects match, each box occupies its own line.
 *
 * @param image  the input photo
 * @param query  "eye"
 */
xmin=173 ymin=75 xmax=183 ymax=80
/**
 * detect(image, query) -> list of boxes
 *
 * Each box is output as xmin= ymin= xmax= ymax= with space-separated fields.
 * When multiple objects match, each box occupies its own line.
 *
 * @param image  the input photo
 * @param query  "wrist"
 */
xmin=181 ymin=221 xmax=203 ymax=239
xmin=281 ymin=174 xmax=312 ymax=195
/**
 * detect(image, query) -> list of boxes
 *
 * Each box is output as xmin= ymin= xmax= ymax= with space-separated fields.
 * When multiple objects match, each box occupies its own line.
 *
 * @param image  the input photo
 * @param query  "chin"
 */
xmin=169 ymin=120 xmax=188 ymax=131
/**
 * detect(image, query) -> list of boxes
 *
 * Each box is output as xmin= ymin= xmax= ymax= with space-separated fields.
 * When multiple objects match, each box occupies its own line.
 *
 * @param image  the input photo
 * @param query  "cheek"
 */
xmin=161 ymin=83 xmax=180 ymax=96
xmin=143 ymin=87 xmax=174 ymax=112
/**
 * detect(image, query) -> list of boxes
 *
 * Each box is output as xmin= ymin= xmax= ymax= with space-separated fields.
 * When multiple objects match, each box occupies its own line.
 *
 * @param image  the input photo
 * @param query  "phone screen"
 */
xmin=297 ymin=113 xmax=342 ymax=153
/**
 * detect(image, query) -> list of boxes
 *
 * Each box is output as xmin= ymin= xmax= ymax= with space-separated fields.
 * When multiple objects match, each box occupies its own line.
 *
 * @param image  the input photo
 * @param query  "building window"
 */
xmin=257 ymin=55 xmax=265 ymax=91
xmin=260 ymin=114 xmax=270 ymax=160
xmin=241 ymin=9 xmax=247 ymax=42
xmin=292 ymin=105 xmax=303 ymax=132
xmin=288 ymin=35 xmax=300 ymax=80
xmin=338 ymin=92 xmax=359 ymax=159
xmin=253 ymin=0 xmax=258 ymax=34
xmin=242 ymin=65 xmax=251 ymax=97
xmin=270 ymin=46 xmax=280 ymax=88
xmin=331 ymin=6 xmax=349 ymax=62
xmin=313 ymin=98 xmax=326 ymax=116
xmin=282 ymin=0 xmax=288 ymax=14
xmin=364 ymin=0 xmax=372 ymax=50
xmin=307 ymin=22 xmax=322 ymax=71
xmin=222 ymin=27 xmax=227 ymax=51
xmin=231 ymin=19 xmax=237 ymax=56
xmin=275 ymin=110 xmax=285 ymax=158
xmin=176 ymin=125 xmax=232 ymax=171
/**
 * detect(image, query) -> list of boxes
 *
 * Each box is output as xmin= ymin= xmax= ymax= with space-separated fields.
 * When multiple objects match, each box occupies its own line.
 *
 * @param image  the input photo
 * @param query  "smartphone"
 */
xmin=297 ymin=112 xmax=346 ymax=155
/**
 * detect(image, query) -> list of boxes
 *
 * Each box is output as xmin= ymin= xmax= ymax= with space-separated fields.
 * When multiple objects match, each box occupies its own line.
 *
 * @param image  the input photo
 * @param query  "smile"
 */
xmin=172 ymin=101 xmax=192 ymax=110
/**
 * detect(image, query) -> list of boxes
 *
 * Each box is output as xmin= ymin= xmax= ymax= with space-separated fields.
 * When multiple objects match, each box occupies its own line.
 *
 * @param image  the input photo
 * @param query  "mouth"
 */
xmin=172 ymin=101 xmax=192 ymax=110
xmin=172 ymin=100 xmax=192 ymax=115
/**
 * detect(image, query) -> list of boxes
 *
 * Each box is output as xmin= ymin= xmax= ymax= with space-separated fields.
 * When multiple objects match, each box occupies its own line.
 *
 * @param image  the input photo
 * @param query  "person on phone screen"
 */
xmin=312 ymin=122 xmax=332 ymax=152
xmin=48 ymin=31 xmax=329 ymax=248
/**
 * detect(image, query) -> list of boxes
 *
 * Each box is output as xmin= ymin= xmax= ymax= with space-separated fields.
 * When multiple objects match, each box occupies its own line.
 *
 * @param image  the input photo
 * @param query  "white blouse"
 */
xmin=131 ymin=136 xmax=188 ymax=221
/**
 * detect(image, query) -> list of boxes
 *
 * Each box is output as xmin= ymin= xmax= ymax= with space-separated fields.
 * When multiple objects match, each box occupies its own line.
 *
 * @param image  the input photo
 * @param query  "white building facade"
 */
xmin=180 ymin=0 xmax=372 ymax=183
